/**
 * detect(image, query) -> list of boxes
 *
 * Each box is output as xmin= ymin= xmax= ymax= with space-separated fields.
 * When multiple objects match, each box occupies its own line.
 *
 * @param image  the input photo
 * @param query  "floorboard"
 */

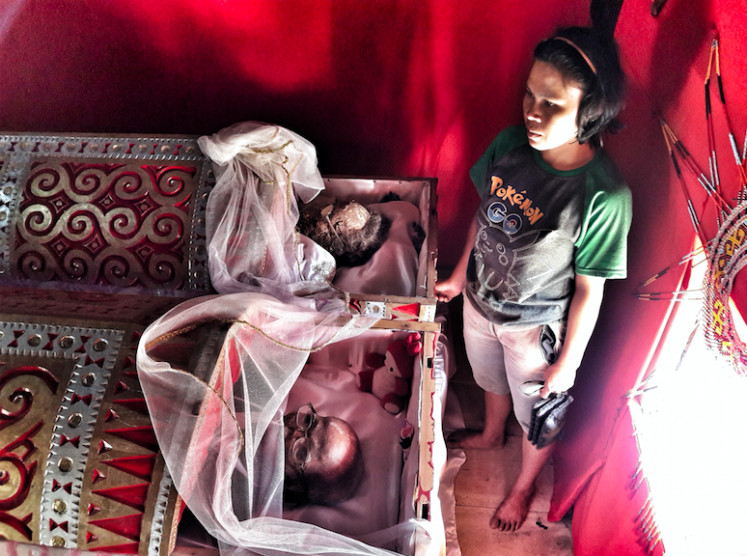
xmin=443 ymin=297 xmax=574 ymax=555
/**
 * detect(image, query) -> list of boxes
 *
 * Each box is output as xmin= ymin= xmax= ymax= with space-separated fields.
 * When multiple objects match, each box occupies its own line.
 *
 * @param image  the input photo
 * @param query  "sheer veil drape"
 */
xmin=137 ymin=123 xmax=439 ymax=555
xmin=199 ymin=121 xmax=337 ymax=299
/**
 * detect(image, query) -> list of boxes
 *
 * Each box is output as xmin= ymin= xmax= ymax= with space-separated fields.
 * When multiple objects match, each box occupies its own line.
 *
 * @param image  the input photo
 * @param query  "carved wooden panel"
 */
xmin=0 ymin=319 xmax=179 ymax=555
xmin=0 ymin=134 xmax=214 ymax=296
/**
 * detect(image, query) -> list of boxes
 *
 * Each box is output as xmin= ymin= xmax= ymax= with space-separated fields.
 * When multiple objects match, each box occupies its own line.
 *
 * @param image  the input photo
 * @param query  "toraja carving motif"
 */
xmin=0 ymin=134 xmax=214 ymax=294
xmin=17 ymin=162 xmax=195 ymax=289
xmin=0 ymin=320 xmax=179 ymax=555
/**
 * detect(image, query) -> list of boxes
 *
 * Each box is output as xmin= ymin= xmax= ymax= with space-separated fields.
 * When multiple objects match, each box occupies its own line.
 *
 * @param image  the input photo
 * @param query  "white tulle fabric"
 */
xmin=137 ymin=123 xmax=440 ymax=555
xmin=199 ymin=121 xmax=336 ymax=299
xmin=138 ymin=293 xmax=439 ymax=555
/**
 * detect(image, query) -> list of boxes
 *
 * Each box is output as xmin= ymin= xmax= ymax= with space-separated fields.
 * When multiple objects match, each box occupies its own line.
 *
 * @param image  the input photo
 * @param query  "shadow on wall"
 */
xmin=551 ymin=2 xmax=747 ymax=553
xmin=571 ymin=0 xmax=717 ymax=420
xmin=0 ymin=0 xmax=424 ymax=176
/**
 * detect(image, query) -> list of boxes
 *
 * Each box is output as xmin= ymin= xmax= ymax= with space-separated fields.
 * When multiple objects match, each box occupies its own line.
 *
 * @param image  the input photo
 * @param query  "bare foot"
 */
xmin=447 ymin=429 xmax=505 ymax=449
xmin=489 ymin=487 xmax=535 ymax=532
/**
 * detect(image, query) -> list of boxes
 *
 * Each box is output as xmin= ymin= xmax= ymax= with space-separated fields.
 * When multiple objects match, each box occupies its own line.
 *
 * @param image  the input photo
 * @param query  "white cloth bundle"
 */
xmin=199 ymin=121 xmax=336 ymax=299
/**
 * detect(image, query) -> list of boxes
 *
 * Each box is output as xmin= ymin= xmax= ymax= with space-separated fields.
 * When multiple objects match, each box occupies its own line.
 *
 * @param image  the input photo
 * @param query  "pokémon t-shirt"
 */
xmin=465 ymin=126 xmax=632 ymax=326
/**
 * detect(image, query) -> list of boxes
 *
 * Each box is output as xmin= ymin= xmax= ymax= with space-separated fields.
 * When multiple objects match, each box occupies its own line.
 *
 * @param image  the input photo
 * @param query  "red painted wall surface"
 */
xmin=0 ymin=0 xmax=590 ymax=266
xmin=0 ymin=1 xmax=744 ymax=554
xmin=552 ymin=2 xmax=747 ymax=554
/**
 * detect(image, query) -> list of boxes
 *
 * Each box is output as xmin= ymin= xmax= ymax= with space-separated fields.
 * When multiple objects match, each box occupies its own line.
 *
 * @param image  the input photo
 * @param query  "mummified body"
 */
xmin=298 ymin=195 xmax=391 ymax=267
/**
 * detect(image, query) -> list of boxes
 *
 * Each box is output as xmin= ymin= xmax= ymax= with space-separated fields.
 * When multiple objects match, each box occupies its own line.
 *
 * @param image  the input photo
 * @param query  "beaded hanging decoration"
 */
xmin=642 ymin=29 xmax=747 ymax=374
xmin=702 ymin=202 xmax=747 ymax=374
xmin=628 ymin=29 xmax=747 ymax=556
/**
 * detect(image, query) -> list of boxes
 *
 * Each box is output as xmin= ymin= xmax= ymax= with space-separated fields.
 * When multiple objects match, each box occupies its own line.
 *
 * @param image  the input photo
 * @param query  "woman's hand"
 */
xmin=540 ymin=362 xmax=577 ymax=398
xmin=538 ymin=274 xmax=607 ymax=398
xmin=435 ymin=215 xmax=477 ymax=303
xmin=435 ymin=276 xmax=465 ymax=303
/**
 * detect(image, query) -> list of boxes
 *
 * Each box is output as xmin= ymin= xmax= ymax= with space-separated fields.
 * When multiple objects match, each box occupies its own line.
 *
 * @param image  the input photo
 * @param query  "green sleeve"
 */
xmin=469 ymin=126 xmax=528 ymax=194
xmin=574 ymin=167 xmax=632 ymax=279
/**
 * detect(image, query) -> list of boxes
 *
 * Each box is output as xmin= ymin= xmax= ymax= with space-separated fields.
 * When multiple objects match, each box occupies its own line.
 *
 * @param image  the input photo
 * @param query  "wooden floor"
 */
xmin=442 ymin=298 xmax=574 ymax=556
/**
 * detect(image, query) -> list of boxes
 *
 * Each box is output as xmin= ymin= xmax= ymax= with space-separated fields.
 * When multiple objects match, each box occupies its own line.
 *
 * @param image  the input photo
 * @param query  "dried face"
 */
xmin=328 ymin=202 xmax=370 ymax=234
xmin=298 ymin=197 xmax=389 ymax=268
xmin=284 ymin=411 xmax=358 ymax=484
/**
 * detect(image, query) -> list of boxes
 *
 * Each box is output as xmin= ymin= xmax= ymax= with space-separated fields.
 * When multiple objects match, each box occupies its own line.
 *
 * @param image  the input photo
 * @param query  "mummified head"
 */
xmin=283 ymin=403 xmax=364 ymax=507
xmin=298 ymin=199 xmax=391 ymax=267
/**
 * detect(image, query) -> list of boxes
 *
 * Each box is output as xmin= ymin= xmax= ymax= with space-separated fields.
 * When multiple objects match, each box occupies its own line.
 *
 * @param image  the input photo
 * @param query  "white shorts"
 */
xmin=462 ymin=297 xmax=563 ymax=432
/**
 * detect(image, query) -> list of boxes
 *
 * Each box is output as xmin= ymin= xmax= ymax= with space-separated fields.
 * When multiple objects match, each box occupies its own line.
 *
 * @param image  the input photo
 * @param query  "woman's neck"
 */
xmin=540 ymin=141 xmax=595 ymax=171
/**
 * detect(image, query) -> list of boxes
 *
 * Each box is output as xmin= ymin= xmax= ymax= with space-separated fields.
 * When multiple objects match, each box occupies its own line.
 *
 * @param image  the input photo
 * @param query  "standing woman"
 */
xmin=436 ymin=26 xmax=631 ymax=531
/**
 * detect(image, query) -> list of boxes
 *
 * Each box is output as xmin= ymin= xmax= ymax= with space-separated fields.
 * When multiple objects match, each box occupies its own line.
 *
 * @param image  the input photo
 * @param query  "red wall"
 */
xmin=0 ymin=0 xmax=590 ymax=266
xmin=554 ymin=1 xmax=747 ymax=554
xmin=1 ymin=1 xmax=745 ymax=554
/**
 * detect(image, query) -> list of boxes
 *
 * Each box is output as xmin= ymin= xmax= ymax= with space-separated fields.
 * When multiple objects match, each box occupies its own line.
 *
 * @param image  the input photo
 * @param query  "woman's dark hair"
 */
xmin=534 ymin=26 xmax=626 ymax=147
